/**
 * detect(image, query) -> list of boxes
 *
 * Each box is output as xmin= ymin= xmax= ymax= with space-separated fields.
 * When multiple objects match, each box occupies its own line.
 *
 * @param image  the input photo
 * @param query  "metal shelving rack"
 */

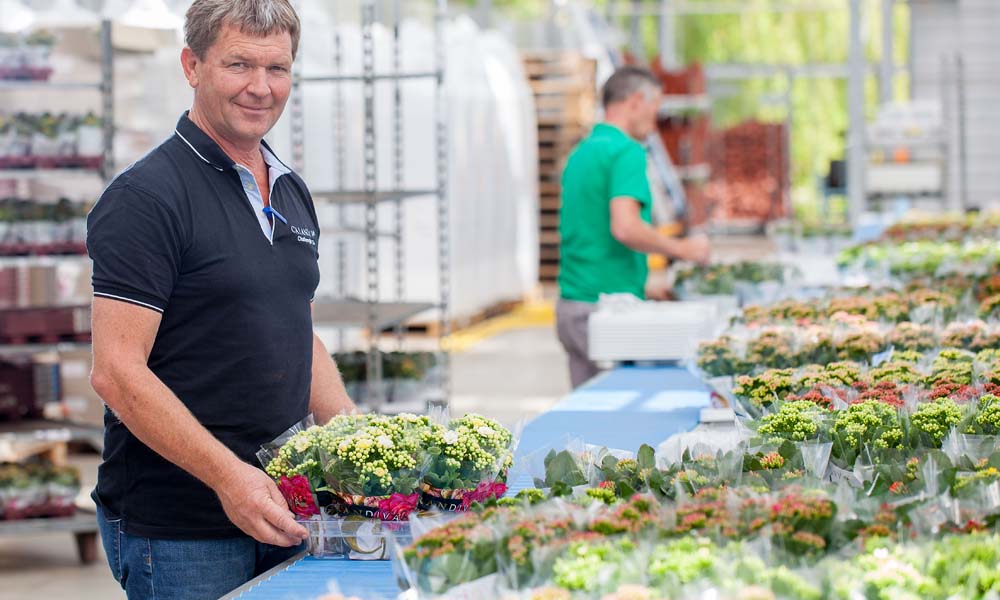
xmin=292 ymin=0 xmax=450 ymax=413
xmin=0 ymin=20 xmax=113 ymax=352
xmin=0 ymin=20 xmax=114 ymax=184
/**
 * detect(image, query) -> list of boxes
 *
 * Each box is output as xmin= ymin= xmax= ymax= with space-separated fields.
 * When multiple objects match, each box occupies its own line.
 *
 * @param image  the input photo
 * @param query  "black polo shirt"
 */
xmin=88 ymin=113 xmax=320 ymax=539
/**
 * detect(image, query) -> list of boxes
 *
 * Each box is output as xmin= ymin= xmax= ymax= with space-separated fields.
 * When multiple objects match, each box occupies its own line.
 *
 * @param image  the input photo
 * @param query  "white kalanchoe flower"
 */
xmin=377 ymin=435 xmax=394 ymax=449
xmin=443 ymin=431 xmax=459 ymax=444
xmin=477 ymin=426 xmax=496 ymax=437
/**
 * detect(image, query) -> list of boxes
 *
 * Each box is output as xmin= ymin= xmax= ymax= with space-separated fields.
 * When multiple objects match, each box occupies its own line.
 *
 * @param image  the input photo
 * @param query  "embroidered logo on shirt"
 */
xmin=290 ymin=225 xmax=317 ymax=246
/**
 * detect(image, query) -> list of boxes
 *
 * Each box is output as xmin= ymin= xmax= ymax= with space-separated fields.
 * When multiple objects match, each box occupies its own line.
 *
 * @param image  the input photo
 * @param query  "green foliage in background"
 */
xmin=466 ymin=0 xmax=910 ymax=223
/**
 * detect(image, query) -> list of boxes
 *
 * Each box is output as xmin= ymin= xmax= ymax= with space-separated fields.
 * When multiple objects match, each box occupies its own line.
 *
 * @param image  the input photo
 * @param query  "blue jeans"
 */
xmin=97 ymin=509 xmax=304 ymax=600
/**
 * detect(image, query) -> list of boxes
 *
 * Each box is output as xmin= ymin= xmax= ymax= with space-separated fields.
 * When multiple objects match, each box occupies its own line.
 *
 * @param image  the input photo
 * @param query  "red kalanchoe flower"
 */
xmin=377 ymin=492 xmax=419 ymax=520
xmin=598 ymin=480 xmax=616 ymax=490
xmin=889 ymin=481 xmax=906 ymax=495
xmin=277 ymin=475 xmax=319 ymax=518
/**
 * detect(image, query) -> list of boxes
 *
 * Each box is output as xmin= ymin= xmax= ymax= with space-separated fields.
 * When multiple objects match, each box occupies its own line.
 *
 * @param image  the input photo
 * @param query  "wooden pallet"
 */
xmin=539 ymin=230 xmax=561 ymax=245
xmin=538 ymin=263 xmax=560 ymax=281
xmin=539 ymin=213 xmax=560 ymax=229
xmin=404 ymin=298 xmax=524 ymax=337
xmin=540 ymin=195 xmax=561 ymax=208
xmin=523 ymin=51 xmax=596 ymax=284
xmin=538 ymin=181 xmax=562 ymax=195
xmin=0 ymin=438 xmax=68 ymax=465
xmin=539 ymin=246 xmax=560 ymax=262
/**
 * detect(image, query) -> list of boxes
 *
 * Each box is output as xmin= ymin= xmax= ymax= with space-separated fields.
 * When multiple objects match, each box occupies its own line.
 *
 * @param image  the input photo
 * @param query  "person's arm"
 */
xmin=90 ymin=297 xmax=308 ymax=547
xmin=610 ymin=197 xmax=710 ymax=264
xmin=309 ymin=332 xmax=355 ymax=423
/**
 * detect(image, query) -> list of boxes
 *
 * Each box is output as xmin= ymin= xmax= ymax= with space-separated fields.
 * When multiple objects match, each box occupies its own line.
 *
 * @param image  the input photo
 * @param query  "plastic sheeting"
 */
xmin=266 ymin=11 xmax=539 ymax=322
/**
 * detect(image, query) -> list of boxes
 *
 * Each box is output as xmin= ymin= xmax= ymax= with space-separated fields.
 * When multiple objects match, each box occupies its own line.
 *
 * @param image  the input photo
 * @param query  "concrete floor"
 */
xmin=0 ymin=322 xmax=570 ymax=600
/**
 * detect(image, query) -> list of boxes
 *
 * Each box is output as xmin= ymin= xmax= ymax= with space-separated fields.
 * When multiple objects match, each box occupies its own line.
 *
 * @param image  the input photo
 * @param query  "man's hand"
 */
xmin=645 ymin=283 xmax=675 ymax=301
xmin=214 ymin=462 xmax=309 ymax=547
xmin=681 ymin=234 xmax=711 ymax=265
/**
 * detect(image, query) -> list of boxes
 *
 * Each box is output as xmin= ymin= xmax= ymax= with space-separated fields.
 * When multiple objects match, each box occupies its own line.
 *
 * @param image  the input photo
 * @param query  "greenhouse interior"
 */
xmin=2 ymin=0 xmax=1000 ymax=598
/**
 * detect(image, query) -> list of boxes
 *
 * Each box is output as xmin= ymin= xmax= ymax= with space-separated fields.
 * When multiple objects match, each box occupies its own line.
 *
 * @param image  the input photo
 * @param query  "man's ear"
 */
xmin=180 ymin=47 xmax=199 ymax=89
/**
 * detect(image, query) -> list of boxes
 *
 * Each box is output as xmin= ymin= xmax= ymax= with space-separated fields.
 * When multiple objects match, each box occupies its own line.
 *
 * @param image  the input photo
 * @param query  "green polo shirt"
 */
xmin=558 ymin=123 xmax=652 ymax=303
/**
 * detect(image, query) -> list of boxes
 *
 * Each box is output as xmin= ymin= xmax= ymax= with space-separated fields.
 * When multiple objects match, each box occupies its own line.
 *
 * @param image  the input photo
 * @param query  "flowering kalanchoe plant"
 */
xmin=420 ymin=414 xmax=514 ymax=510
xmin=908 ymin=398 xmax=962 ymax=448
xmin=836 ymin=329 xmax=887 ymax=363
xmin=798 ymin=329 xmax=838 ymax=366
xmin=964 ymin=394 xmax=1000 ymax=435
xmin=952 ymin=466 xmax=1000 ymax=496
xmin=319 ymin=413 xmax=430 ymax=519
xmin=696 ymin=336 xmax=749 ymax=377
xmin=769 ymin=488 xmax=836 ymax=559
xmin=795 ymin=361 xmax=862 ymax=391
xmin=940 ymin=321 xmax=989 ymax=352
xmin=888 ymin=322 xmax=938 ymax=352
xmin=978 ymin=293 xmax=1000 ymax=320
xmin=908 ymin=288 xmax=958 ymax=321
xmin=263 ymin=425 xmax=330 ymax=485
xmin=869 ymin=360 xmax=923 ymax=386
xmin=746 ymin=330 xmax=798 ymax=370
xmin=588 ymin=494 xmax=663 ymax=536
xmin=832 ymin=400 xmax=904 ymax=464
xmin=552 ymin=538 xmax=638 ymax=593
xmin=854 ymin=380 xmax=905 ymax=408
xmin=733 ymin=368 xmax=796 ymax=412
xmin=927 ymin=348 xmax=976 ymax=388
xmin=403 ymin=507 xmax=503 ymax=593
xmin=757 ymin=401 xmax=827 ymax=444
xmin=647 ymin=537 xmax=720 ymax=588
xmin=827 ymin=297 xmax=881 ymax=321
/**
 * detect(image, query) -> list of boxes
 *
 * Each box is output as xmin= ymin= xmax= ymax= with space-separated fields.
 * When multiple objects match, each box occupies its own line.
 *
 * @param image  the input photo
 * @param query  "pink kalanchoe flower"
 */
xmin=460 ymin=480 xmax=509 ymax=510
xmin=278 ymin=475 xmax=319 ymax=518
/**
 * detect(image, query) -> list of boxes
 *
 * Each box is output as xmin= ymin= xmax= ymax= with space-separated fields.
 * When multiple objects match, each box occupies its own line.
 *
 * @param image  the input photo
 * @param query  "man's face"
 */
xmin=183 ymin=23 xmax=293 ymax=145
xmin=628 ymin=86 xmax=662 ymax=140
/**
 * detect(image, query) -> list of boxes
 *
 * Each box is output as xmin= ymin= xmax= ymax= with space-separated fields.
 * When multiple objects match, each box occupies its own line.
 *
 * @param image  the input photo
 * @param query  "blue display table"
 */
xmin=223 ymin=366 xmax=709 ymax=599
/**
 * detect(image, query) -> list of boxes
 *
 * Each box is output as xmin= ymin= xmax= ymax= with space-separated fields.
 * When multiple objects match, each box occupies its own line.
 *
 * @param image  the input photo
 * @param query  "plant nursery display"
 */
xmin=0 ymin=460 xmax=80 ymax=520
xmin=396 ymin=437 xmax=1000 ymax=599
xmin=387 ymin=221 xmax=1000 ymax=599
xmin=0 ymin=31 xmax=56 ymax=81
xmin=0 ymin=112 xmax=104 ymax=168
xmin=672 ymin=261 xmax=789 ymax=298
xmin=0 ymin=196 xmax=89 ymax=256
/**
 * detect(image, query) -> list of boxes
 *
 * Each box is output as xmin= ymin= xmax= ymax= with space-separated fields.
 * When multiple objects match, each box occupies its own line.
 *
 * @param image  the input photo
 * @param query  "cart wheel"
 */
xmin=75 ymin=531 xmax=98 ymax=564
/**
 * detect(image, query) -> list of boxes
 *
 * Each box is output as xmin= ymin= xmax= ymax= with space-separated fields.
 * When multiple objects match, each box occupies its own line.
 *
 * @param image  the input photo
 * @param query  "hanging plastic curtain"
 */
xmin=119 ymin=0 xmax=183 ymax=30
xmin=0 ymin=0 xmax=35 ymax=33
xmin=33 ymin=0 xmax=100 ymax=28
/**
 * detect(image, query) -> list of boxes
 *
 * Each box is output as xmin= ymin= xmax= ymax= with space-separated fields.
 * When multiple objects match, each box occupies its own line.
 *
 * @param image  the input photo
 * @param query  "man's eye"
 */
xmin=230 ymin=62 xmax=248 ymax=69
xmin=269 ymin=66 xmax=289 ymax=73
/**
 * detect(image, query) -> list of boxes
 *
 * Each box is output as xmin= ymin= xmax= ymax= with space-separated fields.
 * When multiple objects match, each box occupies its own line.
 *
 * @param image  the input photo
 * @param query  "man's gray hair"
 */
xmin=602 ymin=66 xmax=661 ymax=108
xmin=185 ymin=0 xmax=301 ymax=59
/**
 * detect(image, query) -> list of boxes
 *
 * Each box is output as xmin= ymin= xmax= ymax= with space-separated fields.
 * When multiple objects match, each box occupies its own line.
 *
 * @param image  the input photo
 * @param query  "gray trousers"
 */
xmin=556 ymin=299 xmax=600 ymax=388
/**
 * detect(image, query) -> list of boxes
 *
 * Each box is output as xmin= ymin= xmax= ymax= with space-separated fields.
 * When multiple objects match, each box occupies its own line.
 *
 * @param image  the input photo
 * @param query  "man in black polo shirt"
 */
xmin=86 ymin=1 xmax=355 ymax=598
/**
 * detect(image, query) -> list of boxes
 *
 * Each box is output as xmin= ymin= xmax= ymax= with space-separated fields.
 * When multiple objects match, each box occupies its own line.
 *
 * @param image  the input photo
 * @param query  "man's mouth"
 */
xmin=235 ymin=103 xmax=270 ymax=113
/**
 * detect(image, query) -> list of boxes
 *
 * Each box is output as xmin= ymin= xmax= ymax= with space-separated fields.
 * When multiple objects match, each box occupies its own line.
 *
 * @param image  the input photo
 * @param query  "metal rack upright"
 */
xmin=291 ymin=1 xmax=450 ymax=413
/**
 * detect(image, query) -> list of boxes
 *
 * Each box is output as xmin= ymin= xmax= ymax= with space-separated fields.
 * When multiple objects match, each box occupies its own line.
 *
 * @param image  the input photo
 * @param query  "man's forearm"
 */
xmin=615 ymin=221 xmax=692 ymax=260
xmin=93 ymin=364 xmax=242 ymax=491
xmin=309 ymin=334 xmax=355 ymax=424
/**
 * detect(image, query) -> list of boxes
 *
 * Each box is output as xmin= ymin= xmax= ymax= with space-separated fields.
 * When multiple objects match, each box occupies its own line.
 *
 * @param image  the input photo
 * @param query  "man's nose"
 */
xmin=246 ymin=67 xmax=270 ymax=97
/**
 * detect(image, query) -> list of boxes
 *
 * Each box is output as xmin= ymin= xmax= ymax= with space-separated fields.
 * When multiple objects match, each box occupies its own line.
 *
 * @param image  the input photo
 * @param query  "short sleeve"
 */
xmin=608 ymin=143 xmax=652 ymax=207
xmin=86 ymin=184 xmax=184 ymax=313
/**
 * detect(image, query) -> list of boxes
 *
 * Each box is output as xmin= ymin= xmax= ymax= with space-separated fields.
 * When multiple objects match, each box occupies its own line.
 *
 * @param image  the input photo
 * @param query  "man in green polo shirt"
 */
xmin=557 ymin=66 xmax=710 ymax=388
